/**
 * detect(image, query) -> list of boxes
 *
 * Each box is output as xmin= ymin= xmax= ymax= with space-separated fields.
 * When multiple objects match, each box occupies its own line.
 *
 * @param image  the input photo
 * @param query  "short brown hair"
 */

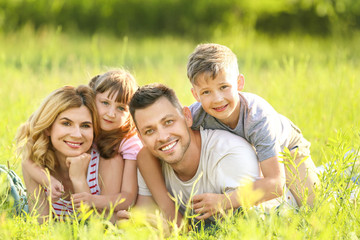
xmin=187 ymin=43 xmax=239 ymax=84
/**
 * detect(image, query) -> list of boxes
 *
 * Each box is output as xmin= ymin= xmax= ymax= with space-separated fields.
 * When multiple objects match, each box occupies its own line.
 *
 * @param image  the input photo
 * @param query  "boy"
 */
xmin=136 ymin=43 xmax=319 ymax=222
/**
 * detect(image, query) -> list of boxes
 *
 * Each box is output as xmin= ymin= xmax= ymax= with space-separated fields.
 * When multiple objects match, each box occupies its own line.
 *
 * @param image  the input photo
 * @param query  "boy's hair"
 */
xmin=16 ymin=85 xmax=99 ymax=173
xmin=129 ymin=83 xmax=183 ymax=126
xmin=89 ymin=69 xmax=138 ymax=159
xmin=187 ymin=43 xmax=239 ymax=84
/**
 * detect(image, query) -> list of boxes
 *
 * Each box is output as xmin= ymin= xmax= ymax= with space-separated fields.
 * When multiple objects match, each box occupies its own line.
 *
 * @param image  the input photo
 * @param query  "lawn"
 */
xmin=0 ymin=26 xmax=359 ymax=239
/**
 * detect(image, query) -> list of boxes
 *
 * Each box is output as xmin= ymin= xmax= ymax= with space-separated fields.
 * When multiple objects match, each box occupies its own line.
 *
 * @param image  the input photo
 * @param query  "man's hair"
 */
xmin=187 ymin=43 xmax=239 ymax=84
xmin=129 ymin=83 xmax=183 ymax=125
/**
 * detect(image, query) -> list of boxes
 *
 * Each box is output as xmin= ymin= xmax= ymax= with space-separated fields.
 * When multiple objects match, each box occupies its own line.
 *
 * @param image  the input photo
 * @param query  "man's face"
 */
xmin=134 ymin=97 xmax=192 ymax=166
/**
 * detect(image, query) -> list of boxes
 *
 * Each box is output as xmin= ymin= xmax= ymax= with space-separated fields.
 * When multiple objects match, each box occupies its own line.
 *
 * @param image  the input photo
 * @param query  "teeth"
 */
xmin=66 ymin=142 xmax=81 ymax=147
xmin=161 ymin=142 xmax=176 ymax=151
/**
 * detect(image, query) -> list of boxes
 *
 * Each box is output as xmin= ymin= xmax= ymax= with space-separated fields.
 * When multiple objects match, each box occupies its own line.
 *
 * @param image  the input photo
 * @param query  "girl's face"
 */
xmin=49 ymin=106 xmax=94 ymax=159
xmin=95 ymin=90 xmax=130 ymax=131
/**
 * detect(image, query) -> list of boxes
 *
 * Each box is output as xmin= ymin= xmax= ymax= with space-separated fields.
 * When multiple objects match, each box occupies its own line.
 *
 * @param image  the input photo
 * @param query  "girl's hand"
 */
xmin=66 ymin=153 xmax=91 ymax=182
xmin=72 ymin=192 xmax=94 ymax=208
xmin=49 ymin=176 xmax=64 ymax=202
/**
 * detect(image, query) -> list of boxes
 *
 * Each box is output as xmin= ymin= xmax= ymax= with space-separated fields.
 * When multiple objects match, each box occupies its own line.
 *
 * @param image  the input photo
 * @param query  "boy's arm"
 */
xmin=137 ymin=147 xmax=183 ymax=226
xmin=22 ymin=158 xmax=64 ymax=201
xmin=192 ymin=156 xmax=285 ymax=220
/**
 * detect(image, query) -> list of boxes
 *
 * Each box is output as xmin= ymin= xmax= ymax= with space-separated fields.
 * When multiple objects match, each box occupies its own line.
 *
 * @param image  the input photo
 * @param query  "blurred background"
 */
xmin=1 ymin=0 xmax=359 ymax=38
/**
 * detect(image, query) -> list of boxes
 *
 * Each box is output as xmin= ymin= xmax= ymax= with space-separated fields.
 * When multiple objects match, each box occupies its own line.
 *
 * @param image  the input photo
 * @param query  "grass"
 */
xmin=0 ymin=26 xmax=359 ymax=239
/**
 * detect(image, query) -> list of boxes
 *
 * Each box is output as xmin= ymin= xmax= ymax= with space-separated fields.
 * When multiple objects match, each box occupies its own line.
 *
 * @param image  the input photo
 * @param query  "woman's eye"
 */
xmin=62 ymin=121 xmax=71 ymax=126
xmin=81 ymin=124 xmax=92 ymax=129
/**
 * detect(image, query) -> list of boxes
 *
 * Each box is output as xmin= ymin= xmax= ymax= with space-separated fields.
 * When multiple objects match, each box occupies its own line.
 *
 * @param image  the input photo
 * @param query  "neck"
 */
xmin=54 ymin=151 xmax=69 ymax=175
xmin=172 ymin=130 xmax=201 ymax=182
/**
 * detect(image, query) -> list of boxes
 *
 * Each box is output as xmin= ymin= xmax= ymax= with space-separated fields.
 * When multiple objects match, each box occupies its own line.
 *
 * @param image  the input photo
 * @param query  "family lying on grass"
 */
xmin=13 ymin=43 xmax=322 ymax=228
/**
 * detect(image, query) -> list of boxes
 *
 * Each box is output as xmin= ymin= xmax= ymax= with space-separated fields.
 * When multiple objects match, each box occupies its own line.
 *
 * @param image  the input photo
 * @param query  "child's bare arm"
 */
xmin=137 ymin=147 xmax=183 ymax=225
xmin=22 ymin=158 xmax=64 ymax=201
xmin=72 ymin=155 xmax=137 ymax=211
xmin=253 ymin=156 xmax=286 ymax=202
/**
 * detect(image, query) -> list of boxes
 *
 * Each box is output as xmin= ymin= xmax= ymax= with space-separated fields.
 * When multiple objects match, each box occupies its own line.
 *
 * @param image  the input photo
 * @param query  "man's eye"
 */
xmin=165 ymin=120 xmax=173 ymax=125
xmin=145 ymin=129 xmax=154 ymax=135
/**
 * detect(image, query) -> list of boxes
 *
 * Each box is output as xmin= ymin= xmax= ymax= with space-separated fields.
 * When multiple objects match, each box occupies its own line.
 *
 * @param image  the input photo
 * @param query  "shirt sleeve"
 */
xmin=137 ymin=169 xmax=152 ymax=196
xmin=215 ymin=141 xmax=259 ymax=193
xmin=118 ymin=134 xmax=143 ymax=160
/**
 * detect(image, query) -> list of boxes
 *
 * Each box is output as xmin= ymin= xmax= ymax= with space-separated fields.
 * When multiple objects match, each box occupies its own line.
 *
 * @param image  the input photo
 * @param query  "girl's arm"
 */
xmin=22 ymin=158 xmax=64 ymax=201
xmin=72 ymin=154 xmax=137 ymax=211
xmin=137 ymin=147 xmax=182 ymax=225
xmin=22 ymin=163 xmax=50 ymax=223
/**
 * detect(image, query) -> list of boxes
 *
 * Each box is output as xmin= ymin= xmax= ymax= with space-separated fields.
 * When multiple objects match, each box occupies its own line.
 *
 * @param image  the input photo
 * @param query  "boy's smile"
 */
xmin=191 ymin=69 xmax=244 ymax=129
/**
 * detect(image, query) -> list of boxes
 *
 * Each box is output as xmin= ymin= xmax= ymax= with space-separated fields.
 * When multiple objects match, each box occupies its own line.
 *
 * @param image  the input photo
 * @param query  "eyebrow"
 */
xmin=139 ymin=114 xmax=175 ymax=131
xmin=59 ymin=117 xmax=92 ymax=125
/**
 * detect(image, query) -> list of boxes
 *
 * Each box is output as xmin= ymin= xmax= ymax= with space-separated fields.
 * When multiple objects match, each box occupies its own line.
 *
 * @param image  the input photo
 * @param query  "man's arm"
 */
xmin=137 ymin=148 xmax=183 ymax=226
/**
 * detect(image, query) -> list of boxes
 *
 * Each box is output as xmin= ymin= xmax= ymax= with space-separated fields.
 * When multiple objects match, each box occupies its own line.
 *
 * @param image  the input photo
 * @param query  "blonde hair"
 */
xmin=16 ymin=85 xmax=99 ymax=173
xmin=89 ymin=69 xmax=138 ymax=159
xmin=187 ymin=43 xmax=239 ymax=84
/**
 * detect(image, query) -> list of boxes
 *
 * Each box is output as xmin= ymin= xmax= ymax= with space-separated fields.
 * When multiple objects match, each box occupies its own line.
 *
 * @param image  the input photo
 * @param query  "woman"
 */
xmin=16 ymin=85 xmax=102 ymax=222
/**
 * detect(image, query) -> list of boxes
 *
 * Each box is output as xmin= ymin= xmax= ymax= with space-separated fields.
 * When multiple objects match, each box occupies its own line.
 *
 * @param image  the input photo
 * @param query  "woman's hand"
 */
xmin=66 ymin=153 xmax=91 ymax=193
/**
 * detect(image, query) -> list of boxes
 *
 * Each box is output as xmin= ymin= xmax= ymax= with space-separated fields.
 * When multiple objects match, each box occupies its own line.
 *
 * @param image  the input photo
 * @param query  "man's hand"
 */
xmin=72 ymin=192 xmax=94 ymax=208
xmin=191 ymin=193 xmax=229 ymax=220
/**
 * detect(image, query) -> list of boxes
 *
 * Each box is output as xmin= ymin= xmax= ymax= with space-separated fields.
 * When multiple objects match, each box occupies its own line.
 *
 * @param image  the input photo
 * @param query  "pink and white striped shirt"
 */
xmin=45 ymin=148 xmax=101 ymax=217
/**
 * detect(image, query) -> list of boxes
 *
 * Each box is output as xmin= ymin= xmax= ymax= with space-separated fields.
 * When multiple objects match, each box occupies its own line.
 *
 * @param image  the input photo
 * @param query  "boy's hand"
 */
xmin=49 ymin=176 xmax=64 ymax=202
xmin=72 ymin=192 xmax=94 ymax=208
xmin=66 ymin=153 xmax=91 ymax=181
xmin=191 ymin=193 xmax=228 ymax=220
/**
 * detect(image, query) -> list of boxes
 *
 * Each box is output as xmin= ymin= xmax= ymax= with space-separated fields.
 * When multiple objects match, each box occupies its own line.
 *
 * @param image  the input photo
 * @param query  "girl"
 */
xmin=21 ymin=70 xmax=142 ymax=219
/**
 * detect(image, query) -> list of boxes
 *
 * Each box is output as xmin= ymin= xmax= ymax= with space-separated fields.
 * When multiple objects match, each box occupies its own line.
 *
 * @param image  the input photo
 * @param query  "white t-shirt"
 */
xmin=138 ymin=128 xmax=260 ymax=215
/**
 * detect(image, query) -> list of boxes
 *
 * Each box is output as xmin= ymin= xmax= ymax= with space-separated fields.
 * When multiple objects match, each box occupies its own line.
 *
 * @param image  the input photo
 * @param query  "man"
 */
xmin=126 ymin=83 xmax=296 ymax=226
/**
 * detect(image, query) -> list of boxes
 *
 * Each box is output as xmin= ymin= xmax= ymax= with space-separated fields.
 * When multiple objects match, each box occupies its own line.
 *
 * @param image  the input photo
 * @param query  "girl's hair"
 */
xmin=16 ymin=85 xmax=99 ymax=174
xmin=89 ymin=69 xmax=138 ymax=159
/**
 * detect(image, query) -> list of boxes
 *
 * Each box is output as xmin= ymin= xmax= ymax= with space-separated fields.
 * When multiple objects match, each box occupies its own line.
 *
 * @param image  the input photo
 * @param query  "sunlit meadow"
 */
xmin=0 ymin=26 xmax=359 ymax=239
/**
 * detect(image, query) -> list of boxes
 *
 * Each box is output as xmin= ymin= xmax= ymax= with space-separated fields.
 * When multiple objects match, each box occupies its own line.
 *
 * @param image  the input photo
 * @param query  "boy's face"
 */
xmin=191 ymin=69 xmax=244 ymax=128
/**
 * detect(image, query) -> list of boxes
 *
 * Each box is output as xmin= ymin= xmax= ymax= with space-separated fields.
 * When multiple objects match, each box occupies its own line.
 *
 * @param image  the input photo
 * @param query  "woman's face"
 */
xmin=48 ymin=106 xmax=94 ymax=159
xmin=95 ymin=90 xmax=130 ymax=131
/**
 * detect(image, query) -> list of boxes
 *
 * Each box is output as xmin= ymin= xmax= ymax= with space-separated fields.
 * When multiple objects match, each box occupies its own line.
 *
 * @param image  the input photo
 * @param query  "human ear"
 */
xmin=191 ymin=88 xmax=200 ymax=102
xmin=182 ymin=106 xmax=193 ymax=127
xmin=237 ymin=74 xmax=245 ymax=91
